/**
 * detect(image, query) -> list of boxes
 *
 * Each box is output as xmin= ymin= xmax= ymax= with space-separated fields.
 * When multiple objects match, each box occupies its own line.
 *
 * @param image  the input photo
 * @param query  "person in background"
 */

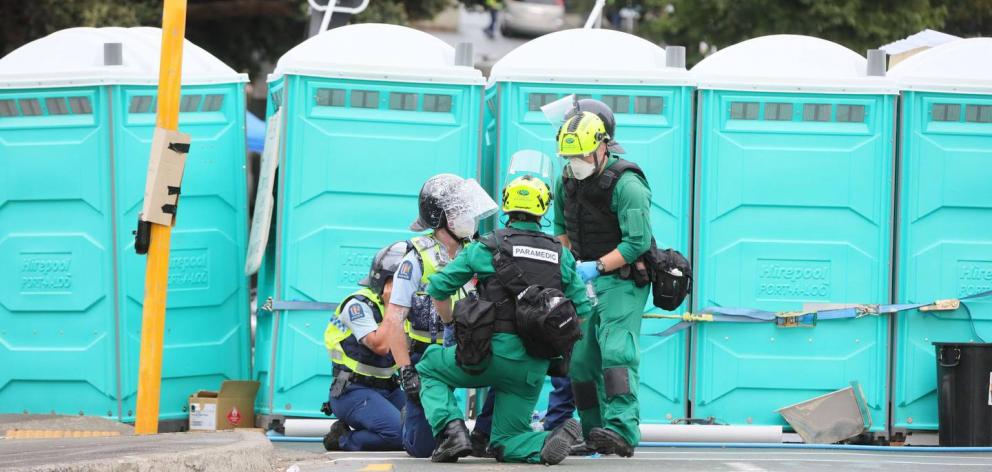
xmin=483 ymin=0 xmax=503 ymax=38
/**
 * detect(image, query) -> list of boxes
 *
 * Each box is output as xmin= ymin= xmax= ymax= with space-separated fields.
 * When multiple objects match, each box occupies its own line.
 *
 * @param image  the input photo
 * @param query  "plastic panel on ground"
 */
xmin=893 ymin=91 xmax=992 ymax=431
xmin=0 ymin=86 xmax=118 ymax=417
xmin=114 ymin=84 xmax=250 ymax=421
xmin=498 ymin=82 xmax=694 ymax=423
xmin=693 ymin=90 xmax=896 ymax=431
xmin=254 ymin=78 xmax=284 ymax=417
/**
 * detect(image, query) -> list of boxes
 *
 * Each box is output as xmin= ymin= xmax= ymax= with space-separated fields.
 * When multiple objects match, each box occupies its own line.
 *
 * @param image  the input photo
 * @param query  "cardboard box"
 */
xmin=188 ymin=381 xmax=259 ymax=431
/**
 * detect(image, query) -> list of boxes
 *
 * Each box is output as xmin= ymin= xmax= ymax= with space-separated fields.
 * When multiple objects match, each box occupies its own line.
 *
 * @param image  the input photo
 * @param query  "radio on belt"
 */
xmin=133 ymin=128 xmax=191 ymax=254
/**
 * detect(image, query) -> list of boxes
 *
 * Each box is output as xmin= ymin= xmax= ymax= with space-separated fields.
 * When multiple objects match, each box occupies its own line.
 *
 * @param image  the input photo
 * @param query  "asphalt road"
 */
xmin=273 ymin=443 xmax=992 ymax=472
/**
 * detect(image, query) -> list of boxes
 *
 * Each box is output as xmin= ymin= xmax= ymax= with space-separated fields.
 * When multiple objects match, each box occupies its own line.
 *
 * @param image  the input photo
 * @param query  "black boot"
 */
xmin=568 ymin=440 xmax=598 ymax=456
xmin=588 ymin=427 xmax=634 ymax=457
xmin=322 ymin=420 xmax=349 ymax=451
xmin=540 ymin=419 xmax=582 ymax=465
xmin=431 ymin=419 xmax=473 ymax=463
xmin=469 ymin=429 xmax=492 ymax=458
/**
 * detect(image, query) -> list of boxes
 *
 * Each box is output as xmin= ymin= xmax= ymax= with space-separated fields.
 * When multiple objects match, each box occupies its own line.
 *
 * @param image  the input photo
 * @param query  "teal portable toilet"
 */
xmin=691 ymin=35 xmax=897 ymax=433
xmin=889 ymin=38 xmax=992 ymax=433
xmin=0 ymin=27 xmax=250 ymax=421
xmin=488 ymin=29 xmax=694 ymax=423
xmin=254 ymin=24 xmax=485 ymax=418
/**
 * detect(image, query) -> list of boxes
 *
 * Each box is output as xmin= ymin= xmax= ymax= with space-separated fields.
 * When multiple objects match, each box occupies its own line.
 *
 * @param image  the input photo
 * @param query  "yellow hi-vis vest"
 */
xmin=403 ymin=235 xmax=474 ymax=344
xmin=324 ymin=288 xmax=397 ymax=378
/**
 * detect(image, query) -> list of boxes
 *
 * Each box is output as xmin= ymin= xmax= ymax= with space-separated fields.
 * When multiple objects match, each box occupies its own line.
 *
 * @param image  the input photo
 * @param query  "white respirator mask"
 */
xmin=568 ymin=157 xmax=597 ymax=180
xmin=447 ymin=213 xmax=478 ymax=240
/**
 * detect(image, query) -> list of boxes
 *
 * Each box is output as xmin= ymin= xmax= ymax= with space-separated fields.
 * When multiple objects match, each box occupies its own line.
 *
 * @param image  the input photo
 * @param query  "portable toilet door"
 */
xmin=109 ymin=27 xmax=251 ymax=423
xmin=0 ymin=27 xmax=250 ymax=421
xmin=488 ymin=28 xmax=694 ymax=423
xmin=889 ymin=38 xmax=992 ymax=433
xmin=254 ymin=24 xmax=485 ymax=418
xmin=691 ymin=35 xmax=898 ymax=433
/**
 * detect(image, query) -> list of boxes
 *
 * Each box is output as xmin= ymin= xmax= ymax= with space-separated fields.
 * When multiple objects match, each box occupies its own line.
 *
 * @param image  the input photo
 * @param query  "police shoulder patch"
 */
xmin=397 ymin=260 xmax=414 ymax=280
xmin=348 ymin=302 xmax=366 ymax=321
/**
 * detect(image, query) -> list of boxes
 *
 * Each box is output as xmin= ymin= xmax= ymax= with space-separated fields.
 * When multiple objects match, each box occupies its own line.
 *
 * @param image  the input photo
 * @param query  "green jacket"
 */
xmin=553 ymin=155 xmax=653 ymax=264
xmin=426 ymin=221 xmax=592 ymax=319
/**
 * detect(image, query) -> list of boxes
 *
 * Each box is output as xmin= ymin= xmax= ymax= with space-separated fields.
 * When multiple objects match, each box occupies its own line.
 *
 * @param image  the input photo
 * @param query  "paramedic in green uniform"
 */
xmin=416 ymin=176 xmax=592 ymax=464
xmin=554 ymin=105 xmax=653 ymax=457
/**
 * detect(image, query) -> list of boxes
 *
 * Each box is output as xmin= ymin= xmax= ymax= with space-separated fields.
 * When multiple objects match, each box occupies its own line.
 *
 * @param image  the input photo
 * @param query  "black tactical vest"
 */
xmin=479 ymin=228 xmax=563 ymax=321
xmin=562 ymin=158 xmax=646 ymax=261
xmin=339 ymin=294 xmax=395 ymax=371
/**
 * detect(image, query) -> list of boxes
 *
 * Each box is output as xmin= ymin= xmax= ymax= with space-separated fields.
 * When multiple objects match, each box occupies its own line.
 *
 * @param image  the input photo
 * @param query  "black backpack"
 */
xmin=513 ymin=285 xmax=581 ymax=359
xmin=451 ymin=293 xmax=495 ymax=374
xmin=643 ymin=241 xmax=693 ymax=311
xmin=482 ymin=232 xmax=582 ymax=359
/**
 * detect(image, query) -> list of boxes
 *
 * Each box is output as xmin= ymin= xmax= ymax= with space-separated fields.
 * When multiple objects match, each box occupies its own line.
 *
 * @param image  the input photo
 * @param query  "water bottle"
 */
xmin=578 ymin=260 xmax=600 ymax=306
xmin=585 ymin=281 xmax=599 ymax=307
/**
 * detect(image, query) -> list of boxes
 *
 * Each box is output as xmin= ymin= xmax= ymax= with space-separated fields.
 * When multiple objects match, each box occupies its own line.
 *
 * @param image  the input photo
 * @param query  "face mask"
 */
xmin=447 ymin=213 xmax=477 ymax=239
xmin=568 ymin=157 xmax=597 ymax=180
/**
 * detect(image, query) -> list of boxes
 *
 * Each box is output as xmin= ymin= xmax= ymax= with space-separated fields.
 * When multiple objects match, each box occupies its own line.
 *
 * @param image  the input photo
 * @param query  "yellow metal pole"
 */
xmin=134 ymin=0 xmax=187 ymax=435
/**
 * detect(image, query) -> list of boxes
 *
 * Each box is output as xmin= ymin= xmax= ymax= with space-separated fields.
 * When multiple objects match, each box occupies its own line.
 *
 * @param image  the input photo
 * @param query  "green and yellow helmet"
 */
xmin=502 ymin=175 xmax=551 ymax=217
xmin=556 ymin=111 xmax=608 ymax=158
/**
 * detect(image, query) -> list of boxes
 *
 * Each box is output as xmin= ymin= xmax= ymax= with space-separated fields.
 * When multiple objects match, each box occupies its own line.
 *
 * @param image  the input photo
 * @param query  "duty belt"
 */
xmin=333 ymin=366 xmax=398 ymax=391
xmin=407 ymin=326 xmax=444 ymax=345
xmin=329 ymin=350 xmax=397 ymax=378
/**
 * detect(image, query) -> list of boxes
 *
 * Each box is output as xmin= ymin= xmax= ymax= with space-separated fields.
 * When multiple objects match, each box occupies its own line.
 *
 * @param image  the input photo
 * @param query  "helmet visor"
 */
xmin=540 ymin=94 xmax=578 ymax=128
xmin=443 ymin=178 xmax=498 ymax=223
xmin=443 ymin=178 xmax=498 ymax=238
xmin=508 ymin=149 xmax=555 ymax=182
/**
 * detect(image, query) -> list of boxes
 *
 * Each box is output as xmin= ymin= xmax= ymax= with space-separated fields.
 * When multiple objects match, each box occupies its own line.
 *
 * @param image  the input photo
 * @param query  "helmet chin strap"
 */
xmin=593 ymin=147 xmax=605 ymax=177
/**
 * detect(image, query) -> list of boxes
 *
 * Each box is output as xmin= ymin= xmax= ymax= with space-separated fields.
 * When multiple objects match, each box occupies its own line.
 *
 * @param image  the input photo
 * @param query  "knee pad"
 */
xmin=604 ymin=367 xmax=631 ymax=398
xmin=572 ymin=380 xmax=598 ymax=411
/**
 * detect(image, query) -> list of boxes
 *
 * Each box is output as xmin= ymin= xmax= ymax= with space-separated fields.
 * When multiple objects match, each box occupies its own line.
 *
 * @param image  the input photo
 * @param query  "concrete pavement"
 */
xmin=272 ymin=445 xmax=992 ymax=472
xmin=0 ymin=429 xmax=272 ymax=472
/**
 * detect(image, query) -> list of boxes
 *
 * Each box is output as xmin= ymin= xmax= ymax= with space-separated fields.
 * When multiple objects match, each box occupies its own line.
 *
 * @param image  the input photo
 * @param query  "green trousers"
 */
xmin=569 ymin=275 xmax=649 ymax=446
xmin=416 ymin=333 xmax=550 ymax=463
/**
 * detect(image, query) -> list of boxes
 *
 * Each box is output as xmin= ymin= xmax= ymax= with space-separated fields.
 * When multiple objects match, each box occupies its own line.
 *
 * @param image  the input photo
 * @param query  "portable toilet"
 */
xmin=690 ymin=35 xmax=897 ymax=433
xmin=488 ymin=28 xmax=694 ymax=423
xmin=0 ymin=27 xmax=250 ymax=422
xmin=254 ymin=24 xmax=485 ymax=418
xmin=889 ymin=38 xmax=992 ymax=433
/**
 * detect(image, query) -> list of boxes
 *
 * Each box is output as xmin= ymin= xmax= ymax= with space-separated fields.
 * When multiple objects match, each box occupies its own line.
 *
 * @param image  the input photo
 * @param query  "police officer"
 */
xmin=554 ymin=103 xmax=653 ymax=457
xmin=415 ymin=175 xmax=592 ymax=464
xmin=380 ymin=174 xmax=494 ymax=458
xmin=323 ymin=241 xmax=408 ymax=451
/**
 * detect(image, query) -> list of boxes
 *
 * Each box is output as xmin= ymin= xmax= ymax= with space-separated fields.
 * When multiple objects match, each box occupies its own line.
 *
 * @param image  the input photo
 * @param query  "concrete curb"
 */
xmin=3 ymin=431 xmax=273 ymax=472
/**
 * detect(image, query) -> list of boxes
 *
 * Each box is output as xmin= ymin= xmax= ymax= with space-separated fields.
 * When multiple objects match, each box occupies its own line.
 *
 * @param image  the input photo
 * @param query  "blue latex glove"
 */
xmin=576 ymin=261 xmax=601 ymax=283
